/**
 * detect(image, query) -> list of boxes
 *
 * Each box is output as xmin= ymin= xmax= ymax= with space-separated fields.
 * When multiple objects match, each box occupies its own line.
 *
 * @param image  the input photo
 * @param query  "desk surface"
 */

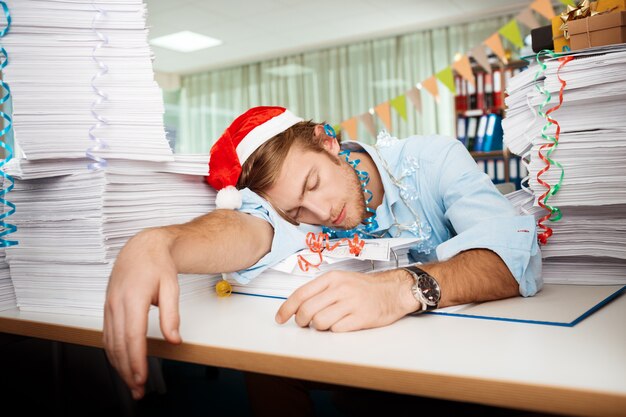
xmin=1 ymin=291 xmax=625 ymax=417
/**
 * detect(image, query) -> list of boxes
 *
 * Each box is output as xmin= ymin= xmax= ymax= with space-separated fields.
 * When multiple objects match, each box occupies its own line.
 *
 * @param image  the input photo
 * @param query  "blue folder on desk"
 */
xmin=428 ymin=284 xmax=626 ymax=327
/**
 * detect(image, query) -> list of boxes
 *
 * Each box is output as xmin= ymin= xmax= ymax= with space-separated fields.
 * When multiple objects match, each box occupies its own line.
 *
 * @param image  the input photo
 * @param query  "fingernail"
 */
xmin=172 ymin=329 xmax=180 ymax=339
xmin=275 ymin=313 xmax=282 ymax=323
xmin=134 ymin=373 xmax=142 ymax=384
xmin=131 ymin=390 xmax=140 ymax=400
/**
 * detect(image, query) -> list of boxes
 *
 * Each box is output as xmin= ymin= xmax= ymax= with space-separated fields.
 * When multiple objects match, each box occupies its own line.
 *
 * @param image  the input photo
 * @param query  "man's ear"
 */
xmin=315 ymin=124 xmax=340 ymax=155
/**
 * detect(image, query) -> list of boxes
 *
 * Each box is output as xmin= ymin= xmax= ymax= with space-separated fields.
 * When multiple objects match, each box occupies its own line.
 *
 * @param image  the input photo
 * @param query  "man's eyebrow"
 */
xmin=287 ymin=168 xmax=313 ymax=213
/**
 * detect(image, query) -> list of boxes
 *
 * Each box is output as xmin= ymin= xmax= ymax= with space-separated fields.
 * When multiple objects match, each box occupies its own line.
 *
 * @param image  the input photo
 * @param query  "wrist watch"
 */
xmin=402 ymin=265 xmax=441 ymax=314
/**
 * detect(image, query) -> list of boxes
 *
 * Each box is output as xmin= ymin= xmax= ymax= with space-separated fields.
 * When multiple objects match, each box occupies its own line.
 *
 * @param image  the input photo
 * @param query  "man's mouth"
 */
xmin=332 ymin=205 xmax=346 ymax=225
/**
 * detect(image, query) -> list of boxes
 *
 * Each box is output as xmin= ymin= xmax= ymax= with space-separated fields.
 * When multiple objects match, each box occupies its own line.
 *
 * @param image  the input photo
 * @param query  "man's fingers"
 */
xmin=294 ymin=289 xmax=340 ymax=328
xmin=158 ymin=277 xmax=182 ymax=344
xmin=276 ymin=273 xmax=334 ymax=324
xmin=330 ymin=313 xmax=363 ymax=333
xmin=310 ymin=302 xmax=351 ymax=331
xmin=124 ymin=298 xmax=150 ymax=394
xmin=111 ymin=301 xmax=136 ymax=393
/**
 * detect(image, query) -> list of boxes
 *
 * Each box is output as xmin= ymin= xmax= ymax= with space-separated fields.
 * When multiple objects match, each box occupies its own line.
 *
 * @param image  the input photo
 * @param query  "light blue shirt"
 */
xmin=231 ymin=135 xmax=542 ymax=297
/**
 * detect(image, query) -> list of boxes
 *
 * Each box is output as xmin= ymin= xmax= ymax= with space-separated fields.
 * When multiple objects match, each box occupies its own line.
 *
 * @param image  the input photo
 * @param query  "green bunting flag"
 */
xmin=436 ymin=66 xmax=455 ymax=94
xmin=390 ymin=95 xmax=408 ymax=120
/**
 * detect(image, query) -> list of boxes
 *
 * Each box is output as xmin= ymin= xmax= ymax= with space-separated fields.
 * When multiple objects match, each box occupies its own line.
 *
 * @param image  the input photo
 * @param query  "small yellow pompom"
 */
xmin=215 ymin=279 xmax=232 ymax=297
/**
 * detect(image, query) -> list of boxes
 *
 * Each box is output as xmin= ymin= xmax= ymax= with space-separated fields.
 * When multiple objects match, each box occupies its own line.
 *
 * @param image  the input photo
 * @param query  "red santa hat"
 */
xmin=206 ymin=106 xmax=303 ymax=209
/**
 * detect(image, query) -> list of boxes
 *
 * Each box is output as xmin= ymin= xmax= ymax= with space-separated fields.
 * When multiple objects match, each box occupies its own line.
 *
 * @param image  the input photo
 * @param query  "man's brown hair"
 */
xmin=236 ymin=120 xmax=341 ymax=198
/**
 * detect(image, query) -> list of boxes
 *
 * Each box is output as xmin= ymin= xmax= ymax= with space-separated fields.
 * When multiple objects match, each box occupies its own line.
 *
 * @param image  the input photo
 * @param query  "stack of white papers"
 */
xmin=0 ymin=1 xmax=221 ymax=315
xmin=503 ymin=44 xmax=626 ymax=286
xmin=229 ymin=238 xmax=420 ymax=299
xmin=0 ymin=249 xmax=17 ymax=311
xmin=2 ymin=0 xmax=173 ymax=162
xmin=5 ymin=156 xmax=219 ymax=316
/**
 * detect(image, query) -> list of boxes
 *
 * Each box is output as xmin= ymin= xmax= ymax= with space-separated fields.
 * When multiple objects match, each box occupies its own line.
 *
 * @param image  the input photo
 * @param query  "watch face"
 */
xmin=418 ymin=275 xmax=441 ymax=306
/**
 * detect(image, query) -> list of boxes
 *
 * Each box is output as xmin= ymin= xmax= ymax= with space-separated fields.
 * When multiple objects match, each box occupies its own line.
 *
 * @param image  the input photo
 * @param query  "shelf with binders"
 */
xmin=455 ymin=60 xmax=527 ymax=188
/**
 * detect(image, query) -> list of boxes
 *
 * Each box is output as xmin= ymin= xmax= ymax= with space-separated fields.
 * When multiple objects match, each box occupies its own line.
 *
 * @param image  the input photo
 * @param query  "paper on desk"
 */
xmin=270 ymin=238 xmax=420 ymax=274
xmin=431 ymin=284 xmax=626 ymax=326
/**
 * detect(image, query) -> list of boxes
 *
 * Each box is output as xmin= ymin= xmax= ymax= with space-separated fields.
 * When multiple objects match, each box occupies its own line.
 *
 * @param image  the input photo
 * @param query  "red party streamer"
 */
xmin=297 ymin=232 xmax=365 ymax=272
xmin=535 ymin=55 xmax=573 ymax=245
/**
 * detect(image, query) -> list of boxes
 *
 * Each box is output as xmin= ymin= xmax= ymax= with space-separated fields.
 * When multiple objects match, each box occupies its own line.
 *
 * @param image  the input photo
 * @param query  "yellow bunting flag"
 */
xmin=340 ymin=118 xmax=358 ymax=141
xmin=358 ymin=112 xmax=377 ymax=137
xmin=499 ymin=19 xmax=525 ymax=49
xmin=405 ymin=86 xmax=422 ymax=113
xmin=374 ymin=102 xmax=392 ymax=131
xmin=517 ymin=8 xmax=540 ymax=30
xmin=452 ymin=55 xmax=475 ymax=88
xmin=484 ymin=33 xmax=508 ymax=65
xmin=470 ymin=44 xmax=492 ymax=73
xmin=389 ymin=95 xmax=408 ymax=121
xmin=559 ymin=0 xmax=576 ymax=6
xmin=436 ymin=66 xmax=456 ymax=94
xmin=332 ymin=124 xmax=341 ymax=135
xmin=421 ymin=76 xmax=439 ymax=100
xmin=530 ymin=0 xmax=556 ymax=19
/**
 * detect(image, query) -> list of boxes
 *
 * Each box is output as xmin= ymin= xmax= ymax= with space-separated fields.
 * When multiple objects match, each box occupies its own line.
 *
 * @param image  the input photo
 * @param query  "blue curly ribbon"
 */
xmin=87 ymin=1 xmax=110 ymax=170
xmin=323 ymin=149 xmax=379 ymax=239
xmin=0 ymin=1 xmax=17 ymax=247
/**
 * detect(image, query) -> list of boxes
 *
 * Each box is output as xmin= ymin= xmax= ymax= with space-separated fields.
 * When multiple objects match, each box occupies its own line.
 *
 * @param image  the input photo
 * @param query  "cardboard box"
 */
xmin=569 ymin=11 xmax=626 ymax=50
xmin=596 ymin=0 xmax=626 ymax=13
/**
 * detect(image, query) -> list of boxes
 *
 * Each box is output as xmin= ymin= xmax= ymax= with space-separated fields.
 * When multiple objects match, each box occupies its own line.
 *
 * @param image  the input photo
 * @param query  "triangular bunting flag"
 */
xmin=421 ymin=76 xmax=439 ymax=100
xmin=374 ymin=102 xmax=392 ymax=131
xmin=358 ymin=112 xmax=377 ymax=137
xmin=499 ymin=19 xmax=524 ymax=49
xmin=517 ymin=8 xmax=540 ymax=30
xmin=452 ymin=55 xmax=475 ymax=87
xmin=559 ymin=0 xmax=576 ymax=7
xmin=436 ymin=66 xmax=456 ymax=94
xmin=389 ymin=95 xmax=408 ymax=121
xmin=484 ymin=33 xmax=508 ymax=65
xmin=530 ymin=0 xmax=555 ymax=20
xmin=405 ymin=87 xmax=422 ymax=113
xmin=470 ymin=44 xmax=492 ymax=73
xmin=340 ymin=118 xmax=358 ymax=141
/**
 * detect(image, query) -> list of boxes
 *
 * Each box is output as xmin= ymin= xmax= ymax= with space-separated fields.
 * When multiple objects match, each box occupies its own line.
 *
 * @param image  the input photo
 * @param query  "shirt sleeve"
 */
xmin=228 ymin=188 xmax=318 ymax=285
xmin=432 ymin=139 xmax=543 ymax=297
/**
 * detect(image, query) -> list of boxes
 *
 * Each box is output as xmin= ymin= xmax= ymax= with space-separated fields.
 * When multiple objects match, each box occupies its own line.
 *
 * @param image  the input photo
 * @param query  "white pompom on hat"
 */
xmin=206 ymin=106 xmax=303 ymax=209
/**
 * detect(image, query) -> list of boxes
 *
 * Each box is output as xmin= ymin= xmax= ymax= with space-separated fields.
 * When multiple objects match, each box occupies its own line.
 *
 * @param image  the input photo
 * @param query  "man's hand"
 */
xmin=103 ymin=228 xmax=181 ymax=400
xmin=275 ymin=270 xmax=419 ymax=332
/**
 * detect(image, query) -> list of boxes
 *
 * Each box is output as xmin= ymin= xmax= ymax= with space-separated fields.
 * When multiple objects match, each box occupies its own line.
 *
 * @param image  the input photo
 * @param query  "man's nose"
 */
xmin=305 ymin=198 xmax=331 ymax=222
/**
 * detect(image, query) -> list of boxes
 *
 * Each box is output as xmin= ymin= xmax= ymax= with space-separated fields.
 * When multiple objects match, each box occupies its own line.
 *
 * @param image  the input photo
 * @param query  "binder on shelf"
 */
xmin=493 ymin=69 xmax=503 ymax=109
xmin=496 ymin=159 xmax=506 ymax=184
xmin=483 ymin=113 xmax=503 ymax=151
xmin=509 ymin=157 xmax=521 ymax=189
xmin=456 ymin=116 xmax=468 ymax=146
xmin=484 ymin=72 xmax=493 ymax=109
xmin=454 ymin=76 xmax=462 ymax=112
xmin=486 ymin=159 xmax=496 ymax=182
xmin=473 ymin=114 xmax=488 ymax=152
xmin=467 ymin=78 xmax=477 ymax=110
xmin=466 ymin=116 xmax=478 ymax=152
xmin=476 ymin=159 xmax=486 ymax=175
xmin=476 ymin=72 xmax=485 ymax=111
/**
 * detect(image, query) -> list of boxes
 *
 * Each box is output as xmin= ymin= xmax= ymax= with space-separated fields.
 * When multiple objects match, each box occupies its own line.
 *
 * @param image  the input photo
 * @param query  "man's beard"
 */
xmin=338 ymin=159 xmax=368 ymax=230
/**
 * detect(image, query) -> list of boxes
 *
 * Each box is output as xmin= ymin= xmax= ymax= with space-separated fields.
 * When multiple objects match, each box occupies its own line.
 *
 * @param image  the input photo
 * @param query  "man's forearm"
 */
xmin=418 ymin=249 xmax=519 ymax=308
xmin=130 ymin=209 xmax=274 ymax=275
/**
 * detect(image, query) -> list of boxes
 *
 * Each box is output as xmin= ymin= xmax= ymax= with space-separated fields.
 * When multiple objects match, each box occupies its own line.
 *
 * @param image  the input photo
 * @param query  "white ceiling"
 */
xmin=146 ymin=0 xmax=529 ymax=75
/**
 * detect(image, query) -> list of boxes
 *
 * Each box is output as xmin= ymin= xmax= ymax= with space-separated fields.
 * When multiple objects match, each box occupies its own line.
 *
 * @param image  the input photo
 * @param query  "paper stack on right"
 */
xmin=503 ymin=44 xmax=626 ymax=285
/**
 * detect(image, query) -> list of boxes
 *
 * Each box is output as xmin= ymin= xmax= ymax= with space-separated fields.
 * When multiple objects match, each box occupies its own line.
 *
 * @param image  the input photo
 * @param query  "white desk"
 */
xmin=1 ymin=291 xmax=625 ymax=417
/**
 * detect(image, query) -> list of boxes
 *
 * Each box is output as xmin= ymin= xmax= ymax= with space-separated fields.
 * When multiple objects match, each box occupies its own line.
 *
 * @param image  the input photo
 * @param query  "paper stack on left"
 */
xmin=0 ymin=0 xmax=219 ymax=315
